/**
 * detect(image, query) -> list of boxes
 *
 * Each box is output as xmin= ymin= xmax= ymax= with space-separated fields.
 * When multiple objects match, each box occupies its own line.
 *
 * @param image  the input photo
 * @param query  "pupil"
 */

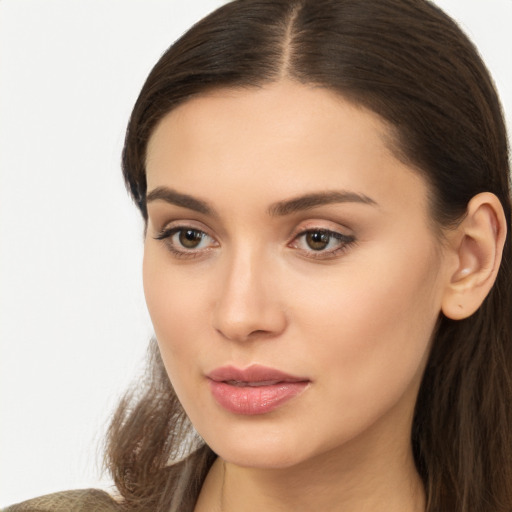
xmin=179 ymin=229 xmax=202 ymax=248
xmin=306 ymin=231 xmax=329 ymax=251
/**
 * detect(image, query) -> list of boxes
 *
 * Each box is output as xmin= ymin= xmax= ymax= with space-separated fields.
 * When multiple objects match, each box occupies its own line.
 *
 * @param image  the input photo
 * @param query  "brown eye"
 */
xmin=290 ymin=228 xmax=355 ymax=259
xmin=154 ymin=225 xmax=218 ymax=258
xmin=179 ymin=229 xmax=204 ymax=249
xmin=305 ymin=231 xmax=331 ymax=251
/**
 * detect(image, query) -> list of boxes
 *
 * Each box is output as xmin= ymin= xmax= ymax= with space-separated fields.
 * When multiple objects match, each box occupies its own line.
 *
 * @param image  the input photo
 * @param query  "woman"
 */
xmin=6 ymin=0 xmax=511 ymax=511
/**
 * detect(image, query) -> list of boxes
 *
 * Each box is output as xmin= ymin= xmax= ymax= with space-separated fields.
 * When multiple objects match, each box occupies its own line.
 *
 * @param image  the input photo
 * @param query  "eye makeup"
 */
xmin=153 ymin=221 xmax=357 ymax=262
xmin=154 ymin=225 xmax=219 ymax=259
xmin=289 ymin=228 xmax=356 ymax=260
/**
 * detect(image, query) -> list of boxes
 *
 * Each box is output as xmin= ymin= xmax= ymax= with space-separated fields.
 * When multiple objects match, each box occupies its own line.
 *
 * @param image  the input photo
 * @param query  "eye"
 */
xmin=304 ymin=231 xmax=332 ymax=251
xmin=290 ymin=228 xmax=355 ymax=258
xmin=176 ymin=228 xmax=207 ymax=249
xmin=154 ymin=225 xmax=218 ymax=258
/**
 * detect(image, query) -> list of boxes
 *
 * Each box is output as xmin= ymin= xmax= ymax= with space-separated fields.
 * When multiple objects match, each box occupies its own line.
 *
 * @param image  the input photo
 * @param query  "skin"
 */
xmin=143 ymin=81 xmax=457 ymax=511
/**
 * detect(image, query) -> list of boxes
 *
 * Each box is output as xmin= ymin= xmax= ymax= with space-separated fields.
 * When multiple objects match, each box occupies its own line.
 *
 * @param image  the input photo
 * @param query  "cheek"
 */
xmin=142 ymin=247 xmax=205 ymax=375
xmin=291 ymin=240 xmax=442 ymax=407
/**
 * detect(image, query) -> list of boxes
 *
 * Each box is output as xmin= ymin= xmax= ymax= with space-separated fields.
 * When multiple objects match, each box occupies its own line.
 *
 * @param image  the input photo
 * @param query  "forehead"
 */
xmin=147 ymin=81 xmax=391 ymax=168
xmin=145 ymin=81 xmax=428 ymax=217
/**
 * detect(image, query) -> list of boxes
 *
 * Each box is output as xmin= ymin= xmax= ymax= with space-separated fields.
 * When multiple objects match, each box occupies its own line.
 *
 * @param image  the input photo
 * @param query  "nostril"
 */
xmin=215 ymin=326 xmax=276 ymax=342
xmin=248 ymin=329 xmax=269 ymax=337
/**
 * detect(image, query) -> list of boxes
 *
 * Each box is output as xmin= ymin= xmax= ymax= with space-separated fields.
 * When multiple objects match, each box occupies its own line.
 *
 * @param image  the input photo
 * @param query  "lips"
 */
xmin=207 ymin=365 xmax=310 ymax=415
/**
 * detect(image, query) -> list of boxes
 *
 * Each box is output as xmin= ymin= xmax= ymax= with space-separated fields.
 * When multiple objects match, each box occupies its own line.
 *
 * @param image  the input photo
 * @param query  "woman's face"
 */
xmin=143 ymin=82 xmax=451 ymax=469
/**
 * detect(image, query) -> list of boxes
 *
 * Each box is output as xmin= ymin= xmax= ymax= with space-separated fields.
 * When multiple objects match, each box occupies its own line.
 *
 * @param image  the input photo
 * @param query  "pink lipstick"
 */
xmin=207 ymin=365 xmax=309 ymax=415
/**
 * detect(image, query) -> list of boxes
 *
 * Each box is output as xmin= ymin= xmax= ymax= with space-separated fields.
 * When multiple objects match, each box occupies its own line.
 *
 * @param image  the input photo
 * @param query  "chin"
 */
xmin=201 ymin=426 xmax=318 ymax=470
xmin=218 ymin=447 xmax=308 ymax=470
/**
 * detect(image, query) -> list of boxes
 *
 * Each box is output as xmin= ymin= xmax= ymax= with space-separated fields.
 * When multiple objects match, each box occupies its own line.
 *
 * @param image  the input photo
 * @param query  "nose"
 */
xmin=212 ymin=249 xmax=287 ymax=342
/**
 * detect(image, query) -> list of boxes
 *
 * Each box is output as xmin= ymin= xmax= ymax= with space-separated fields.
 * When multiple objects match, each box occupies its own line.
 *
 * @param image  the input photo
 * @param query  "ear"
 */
xmin=441 ymin=192 xmax=507 ymax=320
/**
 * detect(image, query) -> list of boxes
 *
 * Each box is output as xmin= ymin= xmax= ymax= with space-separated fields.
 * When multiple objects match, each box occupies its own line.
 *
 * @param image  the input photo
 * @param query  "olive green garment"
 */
xmin=2 ymin=489 xmax=121 ymax=512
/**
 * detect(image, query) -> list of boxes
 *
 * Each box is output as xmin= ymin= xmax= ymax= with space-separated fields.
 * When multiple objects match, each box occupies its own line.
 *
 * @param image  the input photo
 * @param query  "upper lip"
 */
xmin=207 ymin=364 xmax=309 ymax=384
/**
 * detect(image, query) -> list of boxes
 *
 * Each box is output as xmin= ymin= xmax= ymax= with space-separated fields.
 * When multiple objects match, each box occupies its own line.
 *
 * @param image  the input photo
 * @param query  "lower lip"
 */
xmin=208 ymin=380 xmax=309 ymax=415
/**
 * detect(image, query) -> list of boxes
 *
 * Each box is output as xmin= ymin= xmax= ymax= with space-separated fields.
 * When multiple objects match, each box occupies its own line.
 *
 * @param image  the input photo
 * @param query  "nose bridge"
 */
xmin=213 ymin=242 xmax=286 ymax=341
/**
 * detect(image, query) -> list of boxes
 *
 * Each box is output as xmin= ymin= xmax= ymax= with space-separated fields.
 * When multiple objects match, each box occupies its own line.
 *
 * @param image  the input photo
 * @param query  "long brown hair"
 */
xmin=105 ymin=1 xmax=512 ymax=510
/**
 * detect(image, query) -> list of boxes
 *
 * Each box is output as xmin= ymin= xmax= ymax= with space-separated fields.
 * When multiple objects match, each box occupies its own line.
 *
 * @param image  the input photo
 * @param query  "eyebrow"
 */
xmin=267 ymin=191 xmax=378 ymax=216
xmin=146 ymin=187 xmax=214 ymax=216
xmin=146 ymin=186 xmax=378 ymax=217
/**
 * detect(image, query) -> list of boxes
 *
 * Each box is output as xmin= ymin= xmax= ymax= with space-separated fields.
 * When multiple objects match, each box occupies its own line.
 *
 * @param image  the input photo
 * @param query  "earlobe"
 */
xmin=441 ymin=192 xmax=507 ymax=320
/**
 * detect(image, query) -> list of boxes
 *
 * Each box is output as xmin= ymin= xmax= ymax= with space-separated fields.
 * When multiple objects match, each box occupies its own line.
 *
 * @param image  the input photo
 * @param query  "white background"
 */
xmin=1 ymin=0 xmax=511 ymax=507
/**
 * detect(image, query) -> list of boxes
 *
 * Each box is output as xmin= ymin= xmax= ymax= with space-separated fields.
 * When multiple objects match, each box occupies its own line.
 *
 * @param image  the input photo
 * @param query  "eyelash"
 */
xmin=290 ymin=229 xmax=356 ymax=260
xmin=154 ymin=225 xmax=356 ymax=260
xmin=154 ymin=226 xmax=217 ymax=259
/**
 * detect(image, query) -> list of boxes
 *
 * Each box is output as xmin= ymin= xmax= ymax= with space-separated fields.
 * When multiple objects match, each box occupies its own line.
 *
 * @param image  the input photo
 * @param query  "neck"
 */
xmin=195 ymin=426 xmax=425 ymax=512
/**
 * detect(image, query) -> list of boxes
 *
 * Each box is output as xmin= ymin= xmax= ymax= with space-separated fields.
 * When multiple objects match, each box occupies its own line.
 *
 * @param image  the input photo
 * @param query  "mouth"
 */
xmin=224 ymin=379 xmax=289 ymax=387
xmin=206 ymin=365 xmax=310 ymax=415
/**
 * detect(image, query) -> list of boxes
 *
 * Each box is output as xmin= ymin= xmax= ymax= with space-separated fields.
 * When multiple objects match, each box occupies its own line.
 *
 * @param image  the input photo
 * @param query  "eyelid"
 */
xmin=152 ymin=215 xmax=210 ymax=232
xmin=287 ymin=220 xmax=356 ymax=260
xmin=153 ymin=221 xmax=219 ymax=259
xmin=288 ymin=219 xmax=354 ymax=239
xmin=151 ymin=218 xmax=355 ymax=260
xmin=290 ymin=231 xmax=356 ymax=260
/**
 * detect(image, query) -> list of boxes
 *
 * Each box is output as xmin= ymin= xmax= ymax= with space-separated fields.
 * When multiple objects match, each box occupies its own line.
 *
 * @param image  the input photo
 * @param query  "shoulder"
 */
xmin=2 ymin=489 xmax=122 ymax=512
